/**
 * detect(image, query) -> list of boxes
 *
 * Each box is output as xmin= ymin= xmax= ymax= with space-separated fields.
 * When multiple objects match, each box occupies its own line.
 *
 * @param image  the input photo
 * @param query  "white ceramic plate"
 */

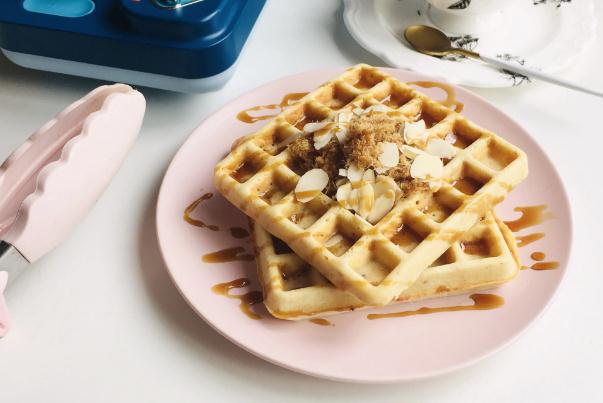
xmin=343 ymin=0 xmax=596 ymax=88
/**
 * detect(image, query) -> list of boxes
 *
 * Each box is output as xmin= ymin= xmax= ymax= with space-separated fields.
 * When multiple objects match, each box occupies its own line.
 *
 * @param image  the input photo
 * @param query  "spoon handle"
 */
xmin=478 ymin=54 xmax=603 ymax=98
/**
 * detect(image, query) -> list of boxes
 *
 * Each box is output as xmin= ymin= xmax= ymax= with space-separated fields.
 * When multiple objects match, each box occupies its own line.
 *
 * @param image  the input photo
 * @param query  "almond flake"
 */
xmin=425 ymin=138 xmax=456 ymax=159
xmin=352 ymin=107 xmax=364 ymax=116
xmin=357 ymin=182 xmax=374 ymax=219
xmin=444 ymin=132 xmax=457 ymax=144
xmin=367 ymin=189 xmax=396 ymax=224
xmin=303 ymin=121 xmax=330 ymax=133
xmin=336 ymin=182 xmax=352 ymax=208
xmin=363 ymin=169 xmax=376 ymax=183
xmin=399 ymin=144 xmax=425 ymax=160
xmin=338 ymin=168 xmax=348 ymax=177
xmin=378 ymin=142 xmax=399 ymax=168
xmin=410 ymin=154 xmax=444 ymax=180
xmin=403 ymin=119 xmax=427 ymax=145
xmin=313 ymin=132 xmax=333 ymax=150
xmin=375 ymin=167 xmax=389 ymax=174
xmin=335 ymin=178 xmax=348 ymax=187
xmin=335 ymin=126 xmax=349 ymax=143
xmin=295 ymin=168 xmax=329 ymax=203
xmin=365 ymin=103 xmax=390 ymax=113
xmin=337 ymin=111 xmax=354 ymax=124
xmin=348 ymin=188 xmax=359 ymax=211
xmin=347 ymin=163 xmax=364 ymax=184
xmin=429 ymin=180 xmax=443 ymax=191
xmin=373 ymin=175 xmax=401 ymax=199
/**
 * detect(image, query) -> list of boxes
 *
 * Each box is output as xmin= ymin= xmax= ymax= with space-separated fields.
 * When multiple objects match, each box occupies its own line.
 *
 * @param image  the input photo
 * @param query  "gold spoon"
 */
xmin=404 ymin=25 xmax=603 ymax=98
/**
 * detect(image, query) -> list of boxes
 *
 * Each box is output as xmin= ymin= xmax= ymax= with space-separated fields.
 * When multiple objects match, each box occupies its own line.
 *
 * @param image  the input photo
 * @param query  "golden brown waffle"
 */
xmin=251 ymin=213 xmax=520 ymax=319
xmin=215 ymin=64 xmax=528 ymax=305
xmin=252 ymin=213 xmax=520 ymax=320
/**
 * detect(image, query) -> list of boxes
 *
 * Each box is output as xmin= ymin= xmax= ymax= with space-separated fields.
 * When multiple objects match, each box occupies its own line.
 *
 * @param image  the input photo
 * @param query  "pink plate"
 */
xmin=156 ymin=68 xmax=572 ymax=383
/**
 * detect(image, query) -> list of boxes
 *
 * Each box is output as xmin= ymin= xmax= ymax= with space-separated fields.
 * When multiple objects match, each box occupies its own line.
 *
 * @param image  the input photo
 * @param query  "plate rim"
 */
xmin=156 ymin=67 xmax=574 ymax=383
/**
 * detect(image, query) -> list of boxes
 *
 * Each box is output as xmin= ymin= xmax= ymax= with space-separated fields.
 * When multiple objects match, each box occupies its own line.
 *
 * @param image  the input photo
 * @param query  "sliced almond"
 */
xmin=444 ymin=132 xmax=457 ymax=144
xmin=357 ymin=182 xmax=374 ymax=219
xmin=363 ymin=169 xmax=376 ymax=183
xmin=425 ymin=138 xmax=456 ymax=159
xmin=367 ymin=189 xmax=396 ymax=224
xmin=335 ymin=126 xmax=349 ymax=143
xmin=428 ymin=180 xmax=443 ymax=191
xmin=352 ymin=107 xmax=364 ymax=116
xmin=403 ymin=119 xmax=427 ymax=145
xmin=303 ymin=121 xmax=330 ymax=133
xmin=375 ymin=167 xmax=389 ymax=174
xmin=336 ymin=182 xmax=352 ymax=208
xmin=295 ymin=168 xmax=329 ymax=203
xmin=373 ymin=175 xmax=401 ymax=200
xmin=378 ymin=142 xmax=399 ymax=168
xmin=365 ymin=103 xmax=390 ymax=113
xmin=335 ymin=177 xmax=348 ymax=187
xmin=399 ymin=144 xmax=425 ymax=160
xmin=337 ymin=111 xmax=354 ymax=124
xmin=313 ymin=132 xmax=333 ymax=150
xmin=410 ymin=154 xmax=444 ymax=180
xmin=338 ymin=168 xmax=348 ymax=177
xmin=347 ymin=163 xmax=364 ymax=184
xmin=348 ymin=188 xmax=360 ymax=211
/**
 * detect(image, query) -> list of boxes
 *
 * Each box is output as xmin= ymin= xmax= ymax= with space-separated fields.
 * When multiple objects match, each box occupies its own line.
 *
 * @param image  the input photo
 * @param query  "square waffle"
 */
xmin=251 ymin=212 xmax=520 ymax=319
xmin=214 ymin=64 xmax=528 ymax=305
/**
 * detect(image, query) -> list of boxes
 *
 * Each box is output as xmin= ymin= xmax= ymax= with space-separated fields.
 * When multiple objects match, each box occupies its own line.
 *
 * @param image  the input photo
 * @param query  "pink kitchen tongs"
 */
xmin=0 ymin=84 xmax=146 ymax=337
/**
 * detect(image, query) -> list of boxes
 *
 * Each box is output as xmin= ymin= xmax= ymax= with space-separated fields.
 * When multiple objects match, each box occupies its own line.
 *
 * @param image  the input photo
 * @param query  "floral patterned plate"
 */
xmin=343 ymin=0 xmax=596 ymax=88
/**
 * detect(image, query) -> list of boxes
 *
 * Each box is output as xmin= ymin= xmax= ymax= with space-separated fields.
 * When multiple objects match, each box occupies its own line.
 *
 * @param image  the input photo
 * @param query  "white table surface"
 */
xmin=1 ymin=1 xmax=602 ymax=402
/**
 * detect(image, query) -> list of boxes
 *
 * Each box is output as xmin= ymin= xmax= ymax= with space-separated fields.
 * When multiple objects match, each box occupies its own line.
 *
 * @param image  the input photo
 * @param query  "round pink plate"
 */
xmin=156 ymin=68 xmax=572 ymax=383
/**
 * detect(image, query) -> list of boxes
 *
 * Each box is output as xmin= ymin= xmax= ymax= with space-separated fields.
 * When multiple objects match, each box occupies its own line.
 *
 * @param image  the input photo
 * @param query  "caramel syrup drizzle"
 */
xmin=516 ymin=232 xmax=545 ymax=248
xmin=504 ymin=205 xmax=554 ymax=233
xmin=407 ymin=81 xmax=464 ymax=113
xmin=202 ymin=247 xmax=254 ymax=263
xmin=211 ymin=278 xmax=263 ymax=320
xmin=230 ymin=227 xmax=250 ymax=239
xmin=184 ymin=193 xmax=219 ymax=231
xmin=521 ymin=251 xmax=559 ymax=271
xmin=237 ymin=92 xmax=309 ymax=124
xmin=309 ymin=318 xmax=333 ymax=326
xmin=367 ymin=294 xmax=504 ymax=320
xmin=501 ymin=204 xmax=559 ymax=271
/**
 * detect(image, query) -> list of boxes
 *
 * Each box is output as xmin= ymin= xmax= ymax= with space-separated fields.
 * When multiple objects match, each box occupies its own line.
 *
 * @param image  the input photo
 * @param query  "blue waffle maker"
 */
xmin=0 ymin=0 xmax=266 ymax=92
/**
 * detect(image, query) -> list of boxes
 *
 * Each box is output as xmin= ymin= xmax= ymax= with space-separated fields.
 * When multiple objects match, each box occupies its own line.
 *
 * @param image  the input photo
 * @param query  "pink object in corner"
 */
xmin=0 ymin=84 xmax=146 ymax=262
xmin=0 ymin=271 xmax=9 ymax=337
xmin=0 ymin=84 xmax=146 ymax=338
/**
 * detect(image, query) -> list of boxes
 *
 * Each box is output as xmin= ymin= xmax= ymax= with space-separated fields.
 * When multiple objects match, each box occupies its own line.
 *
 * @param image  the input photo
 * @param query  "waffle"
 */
xmin=251 ymin=212 xmax=520 ymax=319
xmin=214 ymin=64 xmax=528 ymax=305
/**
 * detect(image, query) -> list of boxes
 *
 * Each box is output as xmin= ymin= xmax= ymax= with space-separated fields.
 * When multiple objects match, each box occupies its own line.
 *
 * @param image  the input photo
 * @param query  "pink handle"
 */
xmin=0 ymin=271 xmax=8 ymax=337
xmin=0 ymin=84 xmax=145 ymax=262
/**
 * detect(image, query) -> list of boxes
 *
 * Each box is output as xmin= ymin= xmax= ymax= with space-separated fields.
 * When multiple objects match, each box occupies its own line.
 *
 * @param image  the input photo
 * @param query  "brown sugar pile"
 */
xmin=289 ymin=112 xmax=425 ymax=196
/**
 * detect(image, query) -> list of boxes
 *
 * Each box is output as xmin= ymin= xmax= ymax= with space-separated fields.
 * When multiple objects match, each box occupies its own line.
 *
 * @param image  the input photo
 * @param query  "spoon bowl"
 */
xmin=404 ymin=25 xmax=478 ymax=58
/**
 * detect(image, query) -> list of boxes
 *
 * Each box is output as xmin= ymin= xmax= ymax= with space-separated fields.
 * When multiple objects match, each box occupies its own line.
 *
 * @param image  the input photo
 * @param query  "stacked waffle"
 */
xmin=214 ymin=65 xmax=528 ymax=319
